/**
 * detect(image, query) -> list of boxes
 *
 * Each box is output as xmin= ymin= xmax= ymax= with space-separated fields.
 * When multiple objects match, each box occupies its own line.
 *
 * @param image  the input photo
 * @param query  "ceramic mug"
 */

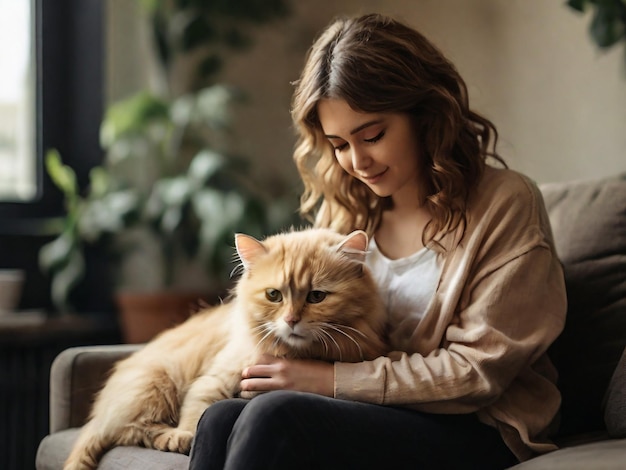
xmin=0 ymin=270 xmax=25 ymax=313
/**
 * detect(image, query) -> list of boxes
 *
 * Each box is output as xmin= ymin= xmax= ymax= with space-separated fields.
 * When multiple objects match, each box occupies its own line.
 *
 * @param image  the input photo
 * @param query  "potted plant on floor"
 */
xmin=39 ymin=0 xmax=297 ymax=343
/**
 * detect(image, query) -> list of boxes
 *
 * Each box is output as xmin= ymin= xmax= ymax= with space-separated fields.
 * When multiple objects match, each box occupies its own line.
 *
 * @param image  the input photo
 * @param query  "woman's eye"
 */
xmin=306 ymin=290 xmax=327 ymax=304
xmin=364 ymin=131 xmax=385 ymax=143
xmin=333 ymin=142 xmax=348 ymax=152
xmin=265 ymin=289 xmax=283 ymax=302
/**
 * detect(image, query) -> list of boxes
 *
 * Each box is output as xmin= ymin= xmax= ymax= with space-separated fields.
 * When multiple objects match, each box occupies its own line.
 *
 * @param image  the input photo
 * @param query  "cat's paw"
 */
xmin=153 ymin=429 xmax=194 ymax=454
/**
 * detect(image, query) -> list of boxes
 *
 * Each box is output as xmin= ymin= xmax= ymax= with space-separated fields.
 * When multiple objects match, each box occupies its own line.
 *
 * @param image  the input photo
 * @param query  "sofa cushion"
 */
xmin=36 ymin=429 xmax=76 ymax=470
xmin=508 ymin=438 xmax=626 ymax=469
xmin=540 ymin=174 xmax=626 ymax=437
xmin=604 ymin=347 xmax=626 ymax=438
xmin=36 ymin=428 xmax=189 ymax=470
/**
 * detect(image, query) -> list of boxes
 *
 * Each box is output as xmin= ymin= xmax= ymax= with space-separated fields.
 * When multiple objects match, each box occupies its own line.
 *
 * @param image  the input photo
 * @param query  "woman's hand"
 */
xmin=241 ymin=355 xmax=334 ymax=397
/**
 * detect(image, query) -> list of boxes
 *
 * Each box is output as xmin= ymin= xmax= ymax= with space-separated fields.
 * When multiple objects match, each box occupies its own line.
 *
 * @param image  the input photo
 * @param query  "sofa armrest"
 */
xmin=49 ymin=344 xmax=142 ymax=433
xmin=604 ymin=347 xmax=626 ymax=438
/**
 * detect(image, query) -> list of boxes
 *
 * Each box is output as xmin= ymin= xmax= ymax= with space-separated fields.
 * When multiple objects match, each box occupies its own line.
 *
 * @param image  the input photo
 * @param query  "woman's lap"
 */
xmin=188 ymin=390 xmax=517 ymax=470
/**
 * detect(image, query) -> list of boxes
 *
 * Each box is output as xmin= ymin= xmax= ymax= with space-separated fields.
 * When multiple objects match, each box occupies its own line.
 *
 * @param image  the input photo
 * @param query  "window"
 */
xmin=0 ymin=0 xmax=36 ymax=201
xmin=0 ymin=0 xmax=105 ymax=313
xmin=0 ymin=0 xmax=104 ymax=233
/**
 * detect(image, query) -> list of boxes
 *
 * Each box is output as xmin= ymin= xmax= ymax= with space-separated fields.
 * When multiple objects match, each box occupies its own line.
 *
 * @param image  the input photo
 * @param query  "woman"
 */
xmin=189 ymin=13 xmax=566 ymax=469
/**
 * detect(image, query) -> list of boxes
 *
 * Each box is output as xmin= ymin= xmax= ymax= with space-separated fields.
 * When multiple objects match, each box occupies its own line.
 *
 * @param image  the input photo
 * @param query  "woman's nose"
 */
xmin=351 ymin=147 xmax=372 ymax=172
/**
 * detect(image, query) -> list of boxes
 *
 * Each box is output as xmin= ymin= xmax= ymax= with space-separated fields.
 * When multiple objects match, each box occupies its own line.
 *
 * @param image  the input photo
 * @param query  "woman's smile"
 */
xmin=359 ymin=168 xmax=388 ymax=185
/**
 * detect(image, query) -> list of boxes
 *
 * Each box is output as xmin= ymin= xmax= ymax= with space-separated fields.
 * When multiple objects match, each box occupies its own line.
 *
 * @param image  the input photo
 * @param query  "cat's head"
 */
xmin=233 ymin=228 xmax=388 ymax=362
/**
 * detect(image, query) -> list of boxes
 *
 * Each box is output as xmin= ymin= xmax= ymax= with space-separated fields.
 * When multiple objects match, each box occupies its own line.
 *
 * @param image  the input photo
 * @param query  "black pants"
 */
xmin=188 ymin=390 xmax=518 ymax=470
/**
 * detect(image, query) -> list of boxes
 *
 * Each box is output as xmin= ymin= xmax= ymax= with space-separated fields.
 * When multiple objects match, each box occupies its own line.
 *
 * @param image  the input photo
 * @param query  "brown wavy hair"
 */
xmin=291 ymin=13 xmax=506 ymax=250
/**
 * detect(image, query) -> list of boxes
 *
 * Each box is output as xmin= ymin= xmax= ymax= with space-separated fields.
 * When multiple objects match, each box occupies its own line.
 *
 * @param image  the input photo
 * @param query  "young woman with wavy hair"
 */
xmin=189 ymin=13 xmax=566 ymax=469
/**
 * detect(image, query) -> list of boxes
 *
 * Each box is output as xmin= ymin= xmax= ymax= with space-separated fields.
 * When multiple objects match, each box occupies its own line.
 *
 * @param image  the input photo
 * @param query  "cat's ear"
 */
xmin=235 ymin=233 xmax=267 ymax=268
xmin=338 ymin=230 xmax=369 ymax=263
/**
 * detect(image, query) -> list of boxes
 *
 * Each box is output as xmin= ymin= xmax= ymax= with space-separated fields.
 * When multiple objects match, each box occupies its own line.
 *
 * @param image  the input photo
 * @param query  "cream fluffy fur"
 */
xmin=64 ymin=228 xmax=388 ymax=470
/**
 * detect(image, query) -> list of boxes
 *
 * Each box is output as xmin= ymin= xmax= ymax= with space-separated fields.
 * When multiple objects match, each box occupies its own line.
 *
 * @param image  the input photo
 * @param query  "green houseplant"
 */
xmin=39 ymin=0 xmax=297 ymax=340
xmin=567 ymin=0 xmax=626 ymax=54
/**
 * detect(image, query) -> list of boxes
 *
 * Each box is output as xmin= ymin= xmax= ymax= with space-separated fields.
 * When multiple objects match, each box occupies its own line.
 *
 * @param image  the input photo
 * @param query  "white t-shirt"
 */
xmin=366 ymin=238 xmax=442 ymax=352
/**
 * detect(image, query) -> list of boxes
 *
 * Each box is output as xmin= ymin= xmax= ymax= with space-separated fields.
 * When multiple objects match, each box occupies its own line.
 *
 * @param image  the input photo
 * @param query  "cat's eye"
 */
xmin=265 ymin=288 xmax=283 ymax=302
xmin=306 ymin=290 xmax=327 ymax=304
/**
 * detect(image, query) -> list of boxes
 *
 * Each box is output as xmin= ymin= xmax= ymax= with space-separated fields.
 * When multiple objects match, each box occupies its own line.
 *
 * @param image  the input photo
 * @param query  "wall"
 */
xmin=106 ymin=0 xmax=626 ymax=185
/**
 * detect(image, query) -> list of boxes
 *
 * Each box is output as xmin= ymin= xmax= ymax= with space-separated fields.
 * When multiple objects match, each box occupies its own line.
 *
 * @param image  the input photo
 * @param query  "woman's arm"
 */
xmin=334 ymin=226 xmax=566 ymax=411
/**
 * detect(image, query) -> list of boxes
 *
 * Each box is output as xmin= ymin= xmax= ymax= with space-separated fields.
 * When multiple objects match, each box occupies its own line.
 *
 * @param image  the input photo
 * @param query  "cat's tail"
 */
xmin=63 ymin=420 xmax=113 ymax=470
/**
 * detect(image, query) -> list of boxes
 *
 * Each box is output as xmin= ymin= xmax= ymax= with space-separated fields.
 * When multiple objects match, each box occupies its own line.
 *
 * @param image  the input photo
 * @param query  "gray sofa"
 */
xmin=36 ymin=173 xmax=626 ymax=469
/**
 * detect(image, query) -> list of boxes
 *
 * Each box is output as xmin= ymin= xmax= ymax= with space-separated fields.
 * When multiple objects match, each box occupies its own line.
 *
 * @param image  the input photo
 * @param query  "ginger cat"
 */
xmin=64 ymin=228 xmax=388 ymax=470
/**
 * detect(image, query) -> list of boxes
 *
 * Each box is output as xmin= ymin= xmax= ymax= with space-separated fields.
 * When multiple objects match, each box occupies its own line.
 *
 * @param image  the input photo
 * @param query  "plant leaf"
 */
xmin=590 ymin=1 xmax=626 ymax=48
xmin=100 ymin=91 xmax=169 ymax=147
xmin=159 ymin=177 xmax=192 ymax=206
xmin=198 ymin=54 xmax=223 ymax=82
xmin=192 ymin=188 xmax=224 ymax=221
xmin=161 ymin=205 xmax=184 ymax=233
xmin=567 ymin=0 xmax=590 ymax=13
xmin=78 ymin=190 xmax=140 ymax=241
xmin=45 ymin=149 xmax=78 ymax=197
xmin=223 ymin=192 xmax=245 ymax=226
xmin=192 ymin=189 xmax=228 ymax=254
xmin=196 ymin=85 xmax=241 ymax=128
xmin=188 ymin=150 xmax=225 ymax=186
xmin=89 ymin=166 xmax=110 ymax=197
xmin=222 ymin=27 xmax=252 ymax=50
xmin=170 ymin=94 xmax=196 ymax=126
xmin=182 ymin=14 xmax=217 ymax=51
xmin=50 ymin=248 xmax=85 ymax=313
xmin=138 ymin=0 xmax=163 ymax=14
xmin=105 ymin=190 xmax=141 ymax=217
xmin=39 ymin=231 xmax=76 ymax=273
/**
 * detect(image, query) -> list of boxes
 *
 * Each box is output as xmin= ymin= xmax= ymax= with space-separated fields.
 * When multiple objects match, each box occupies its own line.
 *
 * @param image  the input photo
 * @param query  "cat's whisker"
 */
xmin=317 ymin=327 xmax=344 ymax=361
xmin=320 ymin=323 xmax=364 ymax=360
xmin=251 ymin=323 xmax=272 ymax=338
xmin=229 ymin=261 xmax=245 ymax=279
xmin=251 ymin=323 xmax=269 ymax=334
xmin=253 ymin=324 xmax=277 ymax=354
xmin=311 ymin=329 xmax=330 ymax=356
xmin=331 ymin=323 xmax=369 ymax=339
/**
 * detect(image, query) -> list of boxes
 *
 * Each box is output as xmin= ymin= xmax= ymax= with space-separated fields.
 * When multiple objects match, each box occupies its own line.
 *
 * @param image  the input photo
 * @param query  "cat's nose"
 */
xmin=284 ymin=316 xmax=299 ymax=330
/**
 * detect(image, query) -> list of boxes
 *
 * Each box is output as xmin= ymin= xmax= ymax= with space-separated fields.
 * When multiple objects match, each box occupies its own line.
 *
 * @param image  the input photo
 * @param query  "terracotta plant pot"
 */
xmin=115 ymin=291 xmax=211 ymax=344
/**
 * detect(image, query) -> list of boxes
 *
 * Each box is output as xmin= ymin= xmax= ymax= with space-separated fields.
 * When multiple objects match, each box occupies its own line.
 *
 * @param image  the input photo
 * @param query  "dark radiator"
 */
xmin=0 ymin=344 xmax=58 ymax=470
xmin=0 ymin=314 xmax=120 ymax=470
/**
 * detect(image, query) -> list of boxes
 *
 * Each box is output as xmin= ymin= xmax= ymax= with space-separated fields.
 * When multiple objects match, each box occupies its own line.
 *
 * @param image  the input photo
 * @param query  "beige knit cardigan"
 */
xmin=334 ymin=167 xmax=567 ymax=461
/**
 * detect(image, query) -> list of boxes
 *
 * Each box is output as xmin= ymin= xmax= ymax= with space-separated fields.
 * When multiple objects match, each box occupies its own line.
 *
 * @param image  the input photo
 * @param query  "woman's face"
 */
xmin=317 ymin=98 xmax=422 ymax=206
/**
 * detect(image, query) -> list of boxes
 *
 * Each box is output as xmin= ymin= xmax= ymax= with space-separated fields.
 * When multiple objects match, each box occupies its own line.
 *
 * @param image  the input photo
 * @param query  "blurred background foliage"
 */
xmin=567 ymin=0 xmax=626 ymax=56
xmin=40 ymin=0 xmax=299 ymax=313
